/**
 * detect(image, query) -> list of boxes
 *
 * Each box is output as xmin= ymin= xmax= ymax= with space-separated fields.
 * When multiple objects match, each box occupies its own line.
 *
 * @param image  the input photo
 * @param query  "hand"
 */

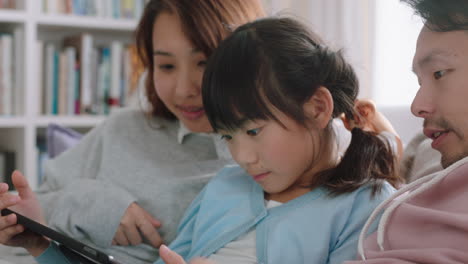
xmin=159 ymin=245 xmax=215 ymax=264
xmin=341 ymin=99 xmax=403 ymax=158
xmin=0 ymin=171 xmax=50 ymax=256
xmin=112 ymin=202 xmax=162 ymax=248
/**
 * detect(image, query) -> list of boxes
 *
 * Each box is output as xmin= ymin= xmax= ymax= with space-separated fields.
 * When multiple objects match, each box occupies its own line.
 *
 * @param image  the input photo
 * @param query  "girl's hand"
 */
xmin=0 ymin=171 xmax=50 ymax=256
xmin=159 ymin=245 xmax=215 ymax=264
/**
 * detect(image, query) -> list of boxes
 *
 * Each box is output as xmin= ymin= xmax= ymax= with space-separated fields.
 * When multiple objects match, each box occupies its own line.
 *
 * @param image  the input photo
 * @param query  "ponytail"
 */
xmin=317 ymin=127 xmax=403 ymax=196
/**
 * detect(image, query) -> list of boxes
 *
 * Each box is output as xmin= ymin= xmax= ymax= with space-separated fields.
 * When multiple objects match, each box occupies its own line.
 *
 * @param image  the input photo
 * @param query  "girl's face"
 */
xmin=152 ymin=12 xmax=212 ymax=133
xmin=219 ymin=108 xmax=329 ymax=202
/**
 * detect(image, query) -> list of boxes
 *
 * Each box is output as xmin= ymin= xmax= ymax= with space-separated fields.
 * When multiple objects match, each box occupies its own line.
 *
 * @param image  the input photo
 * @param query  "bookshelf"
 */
xmin=0 ymin=0 xmax=144 ymax=190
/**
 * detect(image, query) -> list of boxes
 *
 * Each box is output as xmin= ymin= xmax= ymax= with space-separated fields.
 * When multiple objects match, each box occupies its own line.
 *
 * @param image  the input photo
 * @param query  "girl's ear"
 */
xmin=303 ymin=86 xmax=334 ymax=129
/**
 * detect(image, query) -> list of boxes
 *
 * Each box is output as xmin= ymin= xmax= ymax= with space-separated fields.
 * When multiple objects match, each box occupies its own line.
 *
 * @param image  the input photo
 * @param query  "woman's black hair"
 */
xmin=202 ymin=17 xmax=403 ymax=195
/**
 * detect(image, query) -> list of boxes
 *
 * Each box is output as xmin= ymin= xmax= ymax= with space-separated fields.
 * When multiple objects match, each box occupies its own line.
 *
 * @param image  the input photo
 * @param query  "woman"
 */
xmin=0 ymin=1 xmax=265 ymax=263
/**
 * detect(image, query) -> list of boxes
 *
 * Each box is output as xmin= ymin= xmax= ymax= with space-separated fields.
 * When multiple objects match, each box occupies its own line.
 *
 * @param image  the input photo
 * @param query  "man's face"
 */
xmin=411 ymin=26 xmax=468 ymax=168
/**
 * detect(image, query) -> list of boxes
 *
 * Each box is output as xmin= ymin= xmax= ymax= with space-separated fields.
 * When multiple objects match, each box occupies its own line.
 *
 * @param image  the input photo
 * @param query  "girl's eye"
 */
xmin=433 ymin=70 xmax=446 ymax=80
xmin=159 ymin=64 xmax=174 ymax=71
xmin=221 ymin=134 xmax=233 ymax=141
xmin=246 ymin=128 xmax=261 ymax=136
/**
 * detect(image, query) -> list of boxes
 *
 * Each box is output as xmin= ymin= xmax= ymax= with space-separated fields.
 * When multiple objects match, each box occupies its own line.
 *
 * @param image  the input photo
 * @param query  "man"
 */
xmin=345 ymin=0 xmax=468 ymax=263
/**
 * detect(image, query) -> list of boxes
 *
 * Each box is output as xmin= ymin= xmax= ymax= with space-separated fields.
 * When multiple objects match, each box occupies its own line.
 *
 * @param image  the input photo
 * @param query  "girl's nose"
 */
xmin=230 ymin=140 xmax=258 ymax=167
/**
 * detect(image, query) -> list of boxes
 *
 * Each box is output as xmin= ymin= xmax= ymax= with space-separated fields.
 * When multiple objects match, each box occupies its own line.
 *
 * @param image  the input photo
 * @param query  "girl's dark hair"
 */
xmin=202 ymin=17 xmax=403 ymax=195
xmin=401 ymin=0 xmax=468 ymax=31
xmin=134 ymin=0 xmax=265 ymax=119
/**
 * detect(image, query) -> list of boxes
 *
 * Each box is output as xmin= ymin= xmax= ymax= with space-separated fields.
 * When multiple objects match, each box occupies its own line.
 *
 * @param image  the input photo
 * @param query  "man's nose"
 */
xmin=411 ymin=86 xmax=435 ymax=118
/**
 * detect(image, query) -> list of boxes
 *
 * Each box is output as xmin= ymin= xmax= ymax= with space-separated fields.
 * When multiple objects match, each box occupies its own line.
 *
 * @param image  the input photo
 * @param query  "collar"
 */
xmin=177 ymin=121 xmax=212 ymax=144
xmin=177 ymin=122 xmax=192 ymax=144
xmin=177 ymin=122 xmax=232 ymax=160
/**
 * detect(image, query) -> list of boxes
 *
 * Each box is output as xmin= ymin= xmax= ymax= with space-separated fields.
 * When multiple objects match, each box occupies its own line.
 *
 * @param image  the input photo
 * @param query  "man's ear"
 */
xmin=303 ymin=86 xmax=333 ymax=129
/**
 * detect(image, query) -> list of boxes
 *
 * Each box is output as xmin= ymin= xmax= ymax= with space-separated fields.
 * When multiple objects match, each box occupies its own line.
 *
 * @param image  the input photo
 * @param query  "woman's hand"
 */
xmin=341 ymin=99 xmax=403 ymax=158
xmin=0 ymin=171 xmax=50 ymax=256
xmin=159 ymin=245 xmax=215 ymax=264
xmin=112 ymin=202 xmax=163 ymax=248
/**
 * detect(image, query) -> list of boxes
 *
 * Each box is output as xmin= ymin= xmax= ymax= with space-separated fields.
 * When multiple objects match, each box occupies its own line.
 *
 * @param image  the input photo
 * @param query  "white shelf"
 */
xmin=0 ymin=9 xmax=26 ymax=23
xmin=0 ymin=117 xmax=27 ymax=127
xmin=37 ymin=15 xmax=138 ymax=31
xmin=0 ymin=0 xmax=141 ymax=189
xmin=34 ymin=116 xmax=106 ymax=127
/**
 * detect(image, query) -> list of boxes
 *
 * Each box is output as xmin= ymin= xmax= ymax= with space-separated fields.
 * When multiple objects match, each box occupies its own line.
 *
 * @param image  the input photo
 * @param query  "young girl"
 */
xmin=156 ymin=17 xmax=404 ymax=264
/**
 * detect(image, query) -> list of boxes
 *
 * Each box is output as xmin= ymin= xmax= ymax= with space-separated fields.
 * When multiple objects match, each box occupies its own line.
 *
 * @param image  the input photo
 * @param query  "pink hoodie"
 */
xmin=345 ymin=156 xmax=468 ymax=264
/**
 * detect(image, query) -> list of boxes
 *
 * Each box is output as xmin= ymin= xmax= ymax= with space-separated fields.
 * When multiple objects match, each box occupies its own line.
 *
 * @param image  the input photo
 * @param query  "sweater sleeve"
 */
xmin=36 ymin=119 xmax=136 ymax=247
xmin=35 ymin=242 xmax=75 ymax=264
xmin=154 ymin=187 xmax=207 ymax=264
xmin=327 ymin=184 xmax=395 ymax=264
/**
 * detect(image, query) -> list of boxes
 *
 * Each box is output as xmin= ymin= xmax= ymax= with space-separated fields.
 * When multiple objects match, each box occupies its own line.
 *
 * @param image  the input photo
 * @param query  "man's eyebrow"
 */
xmin=413 ymin=50 xmax=452 ymax=73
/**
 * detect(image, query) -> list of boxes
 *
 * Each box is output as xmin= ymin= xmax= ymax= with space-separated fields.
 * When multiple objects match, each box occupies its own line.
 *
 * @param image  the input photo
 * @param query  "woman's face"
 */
xmin=152 ymin=12 xmax=212 ymax=133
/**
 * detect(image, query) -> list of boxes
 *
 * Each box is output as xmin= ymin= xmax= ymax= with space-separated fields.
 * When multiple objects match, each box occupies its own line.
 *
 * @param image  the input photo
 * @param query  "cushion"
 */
xmin=46 ymin=124 xmax=83 ymax=159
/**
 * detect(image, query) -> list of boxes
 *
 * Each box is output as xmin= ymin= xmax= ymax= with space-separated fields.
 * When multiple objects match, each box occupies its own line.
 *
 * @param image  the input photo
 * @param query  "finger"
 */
xmin=113 ymin=228 xmax=130 ymax=246
xmin=159 ymin=245 xmax=186 ymax=264
xmin=123 ymin=224 xmax=143 ymax=246
xmin=0 ymin=183 xmax=9 ymax=193
xmin=11 ymin=171 xmax=34 ymax=200
xmin=0 ymin=224 xmax=24 ymax=245
xmin=0 ymin=213 xmax=17 ymax=229
xmin=137 ymin=220 xmax=163 ymax=248
xmin=0 ymin=193 xmax=20 ymax=210
xmin=143 ymin=211 xmax=162 ymax=228
xmin=355 ymin=100 xmax=376 ymax=117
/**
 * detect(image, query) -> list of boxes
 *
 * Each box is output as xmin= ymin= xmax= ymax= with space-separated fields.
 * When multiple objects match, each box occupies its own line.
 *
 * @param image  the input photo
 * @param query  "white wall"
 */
xmin=262 ymin=0 xmax=424 ymax=107
xmin=373 ymin=0 xmax=423 ymax=106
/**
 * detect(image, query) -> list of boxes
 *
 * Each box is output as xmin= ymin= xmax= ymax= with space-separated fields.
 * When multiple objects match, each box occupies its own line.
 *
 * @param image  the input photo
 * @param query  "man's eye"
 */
xmin=246 ymin=128 xmax=261 ymax=136
xmin=221 ymin=134 xmax=232 ymax=141
xmin=433 ymin=70 xmax=446 ymax=80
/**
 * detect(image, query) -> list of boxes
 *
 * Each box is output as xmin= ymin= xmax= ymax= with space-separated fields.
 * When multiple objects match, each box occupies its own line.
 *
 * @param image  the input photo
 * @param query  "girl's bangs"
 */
xmin=202 ymin=30 xmax=276 ymax=132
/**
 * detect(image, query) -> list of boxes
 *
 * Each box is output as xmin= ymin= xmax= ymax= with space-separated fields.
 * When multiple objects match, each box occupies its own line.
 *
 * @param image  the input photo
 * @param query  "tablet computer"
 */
xmin=1 ymin=208 xmax=124 ymax=264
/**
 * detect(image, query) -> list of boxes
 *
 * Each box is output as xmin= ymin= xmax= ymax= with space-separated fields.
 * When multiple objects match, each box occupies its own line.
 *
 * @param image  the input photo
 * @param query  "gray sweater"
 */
xmin=36 ymin=109 xmax=233 ymax=264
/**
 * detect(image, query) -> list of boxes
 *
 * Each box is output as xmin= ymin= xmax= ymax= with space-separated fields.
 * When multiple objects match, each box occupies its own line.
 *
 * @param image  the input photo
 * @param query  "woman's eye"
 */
xmin=433 ymin=70 xmax=446 ymax=80
xmin=159 ymin=64 xmax=174 ymax=71
xmin=221 ymin=134 xmax=232 ymax=141
xmin=246 ymin=128 xmax=261 ymax=136
xmin=198 ymin=60 xmax=207 ymax=67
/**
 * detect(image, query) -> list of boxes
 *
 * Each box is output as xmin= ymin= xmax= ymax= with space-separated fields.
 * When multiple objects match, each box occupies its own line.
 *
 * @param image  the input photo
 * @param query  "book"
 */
xmin=44 ymin=43 xmax=57 ymax=115
xmin=0 ymin=34 xmax=13 ymax=116
xmin=0 ymin=151 xmax=15 ymax=190
xmin=63 ymin=33 xmax=94 ymax=114
xmin=13 ymin=27 xmax=24 ymax=116
xmin=109 ymin=41 xmax=122 ymax=112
